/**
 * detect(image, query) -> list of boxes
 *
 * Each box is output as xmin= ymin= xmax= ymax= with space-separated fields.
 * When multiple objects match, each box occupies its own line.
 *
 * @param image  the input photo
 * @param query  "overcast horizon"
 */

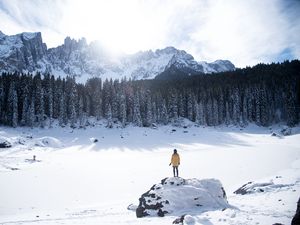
xmin=0 ymin=0 xmax=299 ymax=68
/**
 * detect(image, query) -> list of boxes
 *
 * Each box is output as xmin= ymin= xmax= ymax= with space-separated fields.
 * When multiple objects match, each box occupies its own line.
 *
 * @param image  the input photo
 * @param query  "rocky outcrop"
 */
xmin=0 ymin=32 xmax=46 ymax=72
xmin=234 ymin=181 xmax=292 ymax=195
xmin=136 ymin=177 xmax=229 ymax=218
xmin=0 ymin=140 xmax=11 ymax=148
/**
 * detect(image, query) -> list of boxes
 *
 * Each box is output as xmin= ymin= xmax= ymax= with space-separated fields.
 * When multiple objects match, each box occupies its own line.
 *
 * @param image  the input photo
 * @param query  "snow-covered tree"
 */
xmin=144 ymin=90 xmax=153 ymax=127
xmin=59 ymin=93 xmax=66 ymax=127
xmin=34 ymin=75 xmax=45 ymax=128
xmin=168 ymin=89 xmax=178 ymax=123
xmin=120 ymin=94 xmax=127 ymax=127
xmin=133 ymin=93 xmax=142 ymax=127
xmin=7 ymin=83 xmax=18 ymax=128
xmin=0 ymin=81 xmax=4 ymax=124
xmin=106 ymin=103 xmax=113 ymax=128
xmin=27 ymin=97 xmax=35 ymax=128
xmin=187 ymin=91 xmax=193 ymax=121
xmin=160 ymin=99 xmax=169 ymax=125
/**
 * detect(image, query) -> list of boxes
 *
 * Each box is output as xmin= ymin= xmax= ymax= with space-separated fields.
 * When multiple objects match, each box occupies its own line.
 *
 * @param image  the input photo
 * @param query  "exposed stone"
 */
xmin=0 ymin=140 xmax=11 ymax=148
xmin=291 ymin=197 xmax=300 ymax=225
xmin=173 ymin=215 xmax=185 ymax=224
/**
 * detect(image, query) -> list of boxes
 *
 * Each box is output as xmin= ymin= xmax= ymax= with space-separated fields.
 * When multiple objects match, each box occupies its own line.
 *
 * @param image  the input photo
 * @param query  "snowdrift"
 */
xmin=136 ymin=177 xmax=229 ymax=218
xmin=34 ymin=136 xmax=63 ymax=148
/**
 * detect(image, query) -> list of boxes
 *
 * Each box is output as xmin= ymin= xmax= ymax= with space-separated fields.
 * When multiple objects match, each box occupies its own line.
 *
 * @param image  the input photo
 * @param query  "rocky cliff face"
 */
xmin=0 ymin=31 xmax=235 ymax=81
xmin=0 ymin=32 xmax=47 ymax=72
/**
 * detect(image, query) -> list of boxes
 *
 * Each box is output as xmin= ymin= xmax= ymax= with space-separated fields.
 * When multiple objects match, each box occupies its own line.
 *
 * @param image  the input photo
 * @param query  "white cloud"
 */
xmin=177 ymin=0 xmax=300 ymax=67
xmin=0 ymin=0 xmax=299 ymax=67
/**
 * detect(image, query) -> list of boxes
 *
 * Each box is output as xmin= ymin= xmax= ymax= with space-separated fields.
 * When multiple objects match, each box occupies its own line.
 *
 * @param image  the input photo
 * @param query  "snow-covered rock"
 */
xmin=89 ymin=137 xmax=98 ymax=143
xmin=0 ymin=31 xmax=235 ymax=82
xmin=173 ymin=214 xmax=196 ymax=224
xmin=234 ymin=181 xmax=292 ymax=195
xmin=280 ymin=126 xmax=292 ymax=136
xmin=0 ymin=136 xmax=12 ymax=148
xmin=136 ymin=177 xmax=229 ymax=218
xmin=34 ymin=136 xmax=62 ymax=148
xmin=271 ymin=132 xmax=283 ymax=139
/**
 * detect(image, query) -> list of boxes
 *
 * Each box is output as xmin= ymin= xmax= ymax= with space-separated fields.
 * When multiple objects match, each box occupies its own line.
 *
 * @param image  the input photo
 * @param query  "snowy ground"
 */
xmin=0 ymin=122 xmax=299 ymax=225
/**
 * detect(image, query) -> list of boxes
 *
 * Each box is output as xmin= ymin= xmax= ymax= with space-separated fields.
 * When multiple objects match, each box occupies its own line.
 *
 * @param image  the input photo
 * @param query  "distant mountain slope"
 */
xmin=0 ymin=31 xmax=235 ymax=81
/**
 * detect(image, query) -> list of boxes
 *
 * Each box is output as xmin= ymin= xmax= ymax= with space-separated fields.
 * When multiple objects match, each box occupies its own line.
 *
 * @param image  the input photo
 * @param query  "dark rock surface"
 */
xmin=0 ymin=140 xmax=12 ymax=148
xmin=291 ymin=197 xmax=300 ymax=225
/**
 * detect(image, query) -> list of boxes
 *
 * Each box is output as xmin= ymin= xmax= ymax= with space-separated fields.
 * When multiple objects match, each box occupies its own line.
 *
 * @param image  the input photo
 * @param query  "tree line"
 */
xmin=0 ymin=60 xmax=299 ymax=128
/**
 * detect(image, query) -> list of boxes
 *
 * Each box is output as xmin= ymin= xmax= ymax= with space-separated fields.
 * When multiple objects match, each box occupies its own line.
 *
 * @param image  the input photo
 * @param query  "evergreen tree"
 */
xmin=178 ymin=93 xmax=185 ymax=117
xmin=198 ymin=101 xmax=206 ymax=125
xmin=212 ymin=98 xmax=219 ymax=126
xmin=78 ymin=95 xmax=86 ymax=128
xmin=34 ymin=75 xmax=45 ymax=127
xmin=21 ymin=95 xmax=28 ymax=126
xmin=0 ymin=81 xmax=4 ymax=124
xmin=169 ymin=89 xmax=178 ymax=123
xmin=59 ymin=93 xmax=66 ymax=127
xmin=160 ymin=99 xmax=169 ymax=125
xmin=242 ymin=91 xmax=248 ymax=126
xmin=187 ymin=91 xmax=193 ymax=121
xmin=259 ymin=85 xmax=269 ymax=126
xmin=7 ymin=83 xmax=18 ymax=128
xmin=254 ymin=86 xmax=261 ymax=125
xmin=40 ymin=74 xmax=54 ymax=127
xmin=231 ymin=88 xmax=240 ymax=125
xmin=27 ymin=97 xmax=35 ymax=128
xmin=225 ymin=101 xmax=230 ymax=125
xmin=106 ymin=103 xmax=113 ymax=128
xmin=218 ymin=91 xmax=225 ymax=124
xmin=286 ymin=87 xmax=298 ymax=126
xmin=144 ymin=90 xmax=153 ymax=127
xmin=152 ymin=101 xmax=158 ymax=124
xmin=206 ymin=98 xmax=213 ymax=126
xmin=120 ymin=94 xmax=127 ymax=127
xmin=133 ymin=93 xmax=142 ymax=127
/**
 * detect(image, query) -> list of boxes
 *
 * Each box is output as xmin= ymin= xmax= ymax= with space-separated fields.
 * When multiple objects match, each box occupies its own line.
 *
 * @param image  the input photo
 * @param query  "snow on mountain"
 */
xmin=0 ymin=31 xmax=235 ymax=81
xmin=0 ymin=32 xmax=47 ymax=72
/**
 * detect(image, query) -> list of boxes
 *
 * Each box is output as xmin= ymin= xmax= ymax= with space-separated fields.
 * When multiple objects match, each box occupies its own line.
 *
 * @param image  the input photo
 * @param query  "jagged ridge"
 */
xmin=0 ymin=31 xmax=235 ymax=81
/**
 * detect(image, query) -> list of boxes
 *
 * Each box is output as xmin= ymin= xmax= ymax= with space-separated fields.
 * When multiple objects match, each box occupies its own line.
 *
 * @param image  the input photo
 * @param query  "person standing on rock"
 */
xmin=169 ymin=149 xmax=180 ymax=177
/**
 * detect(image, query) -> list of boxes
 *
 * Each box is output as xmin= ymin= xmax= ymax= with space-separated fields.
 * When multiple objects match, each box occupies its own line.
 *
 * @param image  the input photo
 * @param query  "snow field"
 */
xmin=0 ymin=124 xmax=299 ymax=224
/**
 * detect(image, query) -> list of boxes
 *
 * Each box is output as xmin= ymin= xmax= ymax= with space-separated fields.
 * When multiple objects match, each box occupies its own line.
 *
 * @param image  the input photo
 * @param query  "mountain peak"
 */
xmin=0 ymin=31 xmax=235 ymax=81
xmin=157 ymin=46 xmax=178 ymax=54
xmin=21 ymin=32 xmax=41 ymax=40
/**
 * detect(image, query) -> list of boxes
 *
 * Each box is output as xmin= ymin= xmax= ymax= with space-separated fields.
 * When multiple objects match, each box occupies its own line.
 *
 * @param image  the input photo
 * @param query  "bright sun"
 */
xmin=61 ymin=0 xmax=165 ymax=54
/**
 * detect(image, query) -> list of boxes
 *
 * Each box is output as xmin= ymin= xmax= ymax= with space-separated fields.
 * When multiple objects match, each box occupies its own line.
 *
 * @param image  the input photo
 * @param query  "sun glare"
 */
xmin=61 ymin=0 xmax=161 ymax=54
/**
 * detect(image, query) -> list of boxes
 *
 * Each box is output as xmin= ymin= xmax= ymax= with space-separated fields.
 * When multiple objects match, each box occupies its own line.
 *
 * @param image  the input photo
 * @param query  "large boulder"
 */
xmin=136 ymin=177 xmax=229 ymax=218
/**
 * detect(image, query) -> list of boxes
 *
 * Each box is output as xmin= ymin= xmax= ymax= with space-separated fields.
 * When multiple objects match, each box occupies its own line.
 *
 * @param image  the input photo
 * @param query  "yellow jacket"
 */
xmin=170 ymin=153 xmax=180 ymax=166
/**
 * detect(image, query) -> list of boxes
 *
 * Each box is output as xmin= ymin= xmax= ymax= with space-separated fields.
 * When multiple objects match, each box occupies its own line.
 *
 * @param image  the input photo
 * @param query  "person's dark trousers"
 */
xmin=173 ymin=166 xmax=179 ymax=177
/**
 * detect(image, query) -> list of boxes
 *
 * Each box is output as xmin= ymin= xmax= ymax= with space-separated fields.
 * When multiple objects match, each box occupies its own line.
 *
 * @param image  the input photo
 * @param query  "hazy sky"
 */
xmin=0 ymin=0 xmax=299 ymax=67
